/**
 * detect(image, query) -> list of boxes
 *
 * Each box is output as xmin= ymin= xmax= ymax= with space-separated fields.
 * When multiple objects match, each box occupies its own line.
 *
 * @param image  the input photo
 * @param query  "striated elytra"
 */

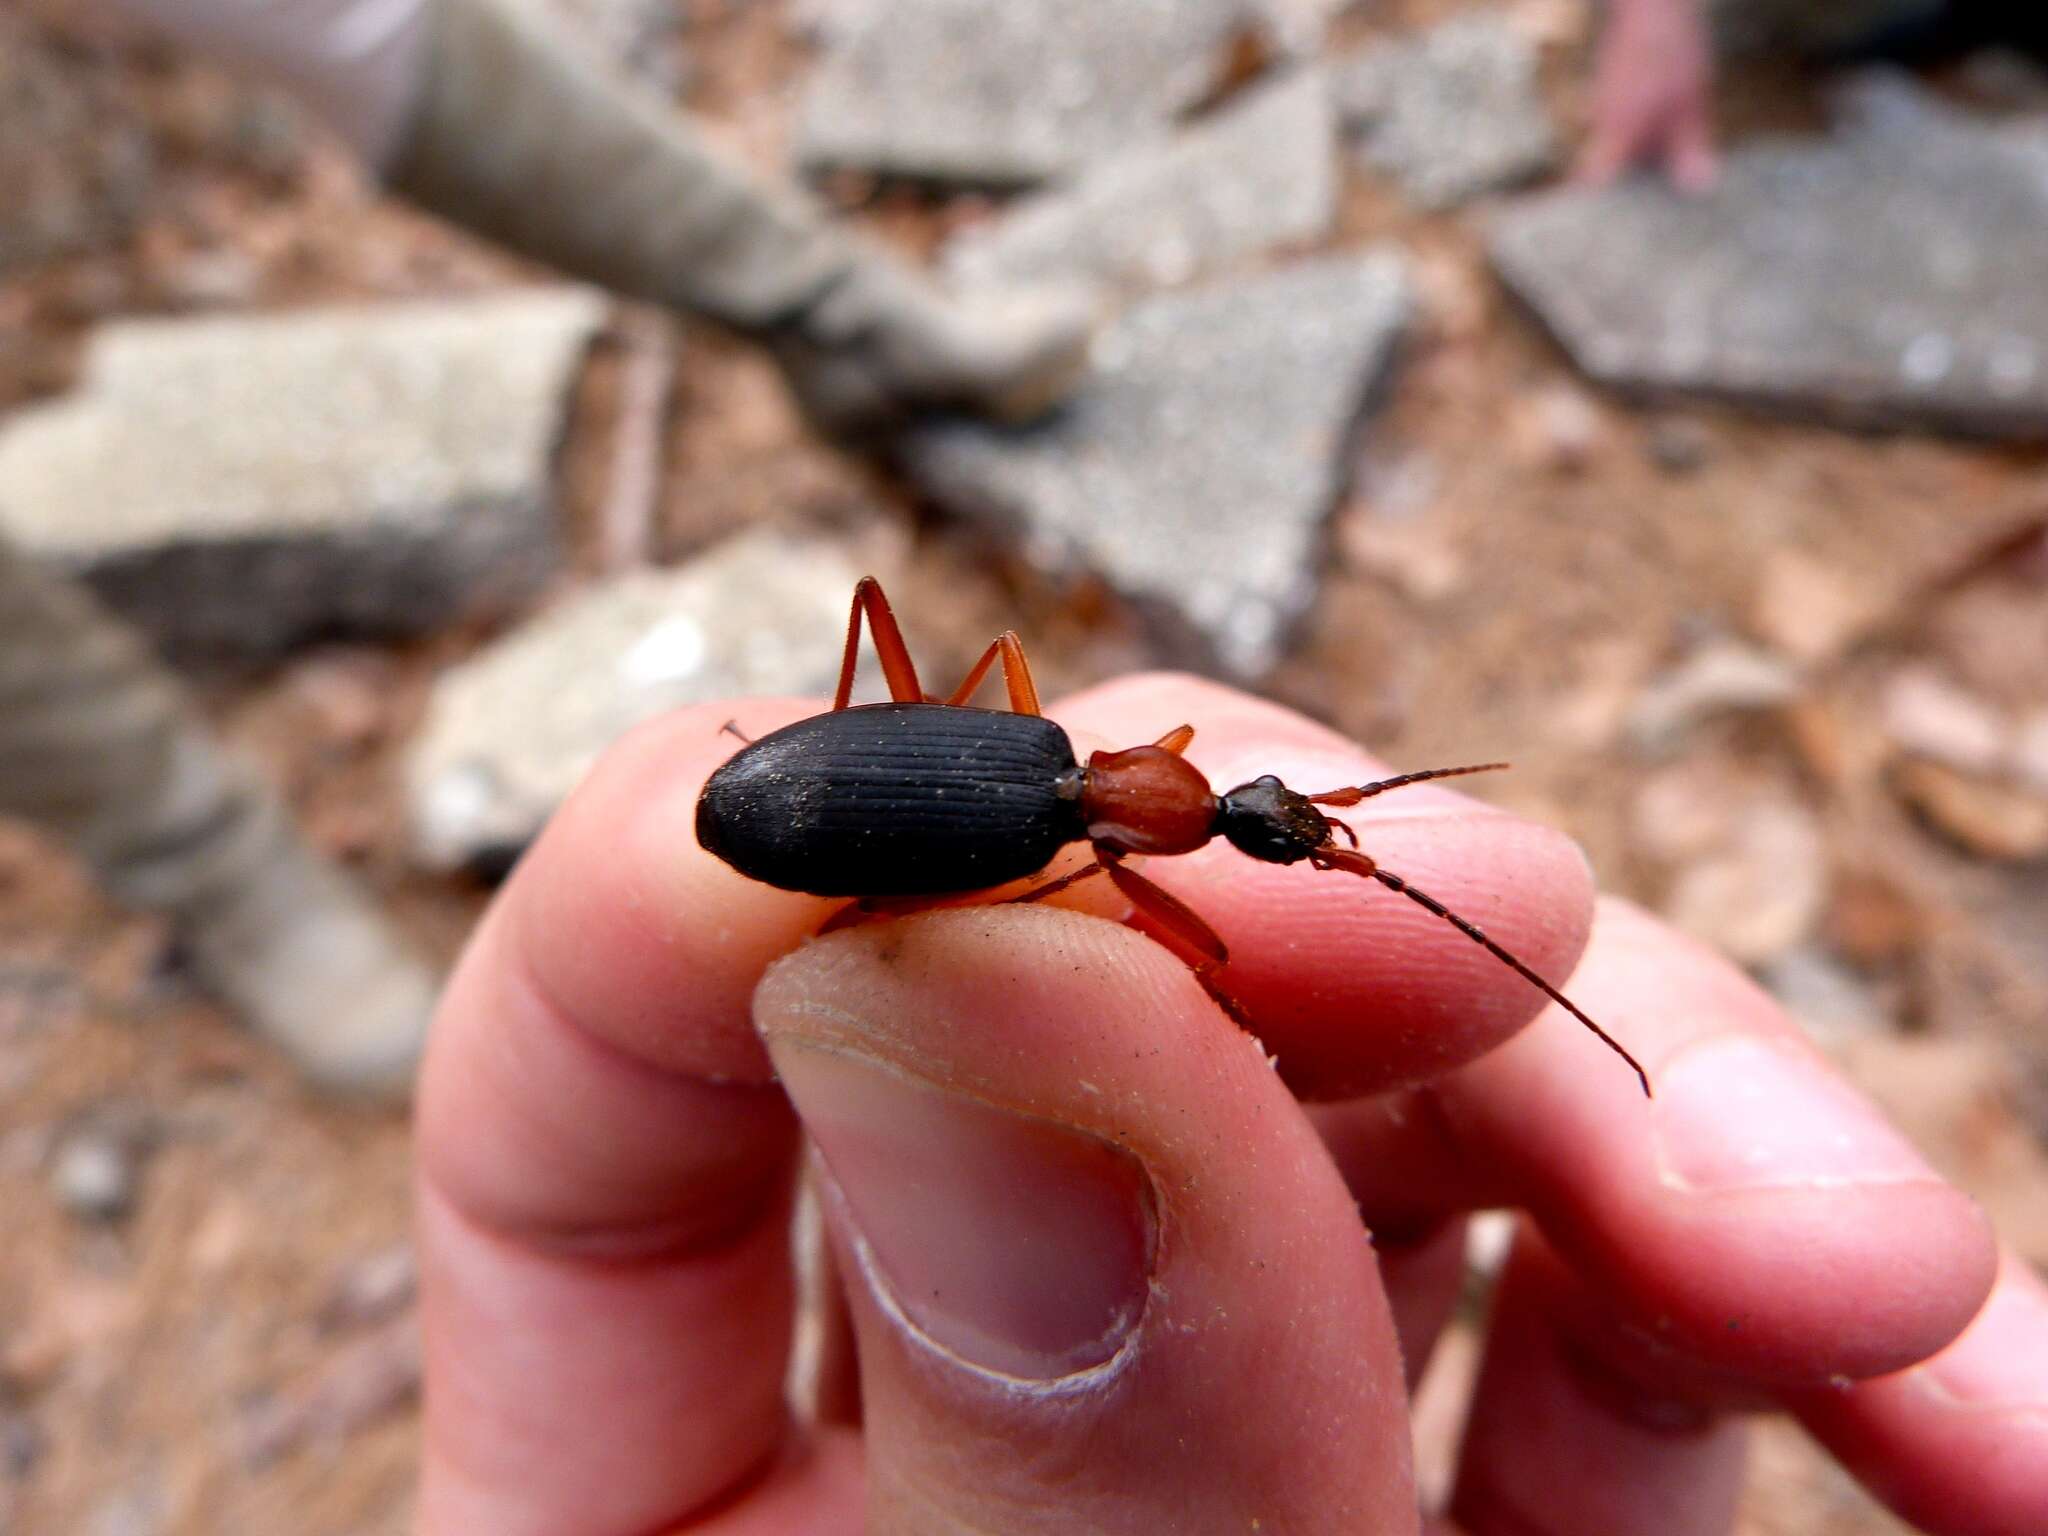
xmin=697 ymin=703 xmax=1085 ymax=898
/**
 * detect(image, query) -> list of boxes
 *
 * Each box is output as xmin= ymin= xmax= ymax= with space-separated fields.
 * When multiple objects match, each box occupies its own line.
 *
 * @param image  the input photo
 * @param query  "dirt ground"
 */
xmin=2 ymin=2 xmax=2045 ymax=1532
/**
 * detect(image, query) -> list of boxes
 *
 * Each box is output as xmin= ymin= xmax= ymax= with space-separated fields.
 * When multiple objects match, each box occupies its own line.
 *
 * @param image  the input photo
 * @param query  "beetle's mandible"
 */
xmin=696 ymin=577 xmax=1650 ymax=1095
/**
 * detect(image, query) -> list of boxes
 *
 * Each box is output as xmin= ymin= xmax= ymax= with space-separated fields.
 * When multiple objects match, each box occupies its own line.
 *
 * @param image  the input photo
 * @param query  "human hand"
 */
xmin=1580 ymin=0 xmax=1720 ymax=191
xmin=413 ymin=674 xmax=2046 ymax=1533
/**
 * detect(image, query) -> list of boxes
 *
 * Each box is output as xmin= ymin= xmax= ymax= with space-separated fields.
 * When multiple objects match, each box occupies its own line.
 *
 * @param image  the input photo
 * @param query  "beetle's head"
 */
xmin=1215 ymin=775 xmax=1329 ymax=865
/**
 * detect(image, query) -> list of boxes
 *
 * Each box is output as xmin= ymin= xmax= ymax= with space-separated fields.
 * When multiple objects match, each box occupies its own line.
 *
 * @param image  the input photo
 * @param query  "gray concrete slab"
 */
xmin=0 ymin=290 xmax=606 ymax=658
xmin=1490 ymin=73 xmax=2048 ymax=437
xmin=1334 ymin=10 xmax=1557 ymax=209
xmin=941 ymin=69 xmax=1337 ymax=300
xmin=905 ymin=251 xmax=1410 ymax=677
xmin=794 ymin=0 xmax=1281 ymax=187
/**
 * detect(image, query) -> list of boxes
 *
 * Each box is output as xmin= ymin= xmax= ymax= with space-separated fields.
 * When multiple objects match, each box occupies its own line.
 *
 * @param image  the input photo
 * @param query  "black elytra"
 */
xmin=696 ymin=703 xmax=1087 ymax=898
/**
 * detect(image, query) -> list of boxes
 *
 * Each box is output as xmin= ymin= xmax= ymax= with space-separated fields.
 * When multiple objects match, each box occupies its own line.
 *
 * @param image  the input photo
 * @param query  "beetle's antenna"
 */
xmin=1309 ymin=844 xmax=1652 ymax=1097
xmin=1307 ymin=763 xmax=1510 ymax=807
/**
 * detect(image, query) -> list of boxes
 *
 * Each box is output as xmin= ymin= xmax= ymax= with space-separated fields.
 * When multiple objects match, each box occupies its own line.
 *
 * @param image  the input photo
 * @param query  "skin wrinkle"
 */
xmin=423 ymin=918 xmax=797 ymax=1260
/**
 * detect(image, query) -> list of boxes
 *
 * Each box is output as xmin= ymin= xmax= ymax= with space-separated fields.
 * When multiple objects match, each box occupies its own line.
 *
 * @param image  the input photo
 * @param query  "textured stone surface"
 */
xmin=1335 ymin=10 xmax=1556 ymax=209
xmin=405 ymin=528 xmax=863 ymax=872
xmin=0 ymin=15 xmax=153 ymax=272
xmin=942 ymin=69 xmax=1336 ymax=299
xmin=1491 ymin=73 xmax=2048 ymax=436
xmin=795 ymin=0 xmax=1290 ymax=186
xmin=0 ymin=290 xmax=606 ymax=658
xmin=906 ymin=253 xmax=1410 ymax=676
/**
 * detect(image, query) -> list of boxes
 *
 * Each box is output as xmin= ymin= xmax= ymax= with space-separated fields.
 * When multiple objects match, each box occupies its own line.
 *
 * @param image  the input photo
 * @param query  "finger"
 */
xmin=1346 ymin=898 xmax=1997 ymax=1388
xmin=1379 ymin=1218 xmax=1471 ymax=1392
xmin=1451 ymin=1222 xmax=1748 ymax=1536
xmin=755 ymin=906 xmax=1419 ymax=1534
xmin=1573 ymin=119 xmax=1639 ymax=187
xmin=1790 ymin=1249 xmax=2048 ymax=1536
xmin=416 ymin=698 xmax=858 ymax=1535
xmin=1053 ymin=674 xmax=1599 ymax=1100
xmin=1664 ymin=108 xmax=1720 ymax=194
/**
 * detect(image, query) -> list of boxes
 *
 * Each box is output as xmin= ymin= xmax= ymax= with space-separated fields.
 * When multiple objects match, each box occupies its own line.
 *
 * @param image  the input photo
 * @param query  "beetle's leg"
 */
xmin=718 ymin=719 xmax=753 ymax=744
xmin=1100 ymin=853 xmax=1228 ymax=969
xmin=1098 ymin=854 xmax=1258 ymax=1028
xmin=1306 ymin=762 xmax=1510 ymax=807
xmin=834 ymin=576 xmax=925 ymax=710
xmin=1005 ymin=859 xmax=1108 ymax=905
xmin=943 ymin=630 xmax=1043 ymax=716
xmin=1153 ymin=723 xmax=1196 ymax=756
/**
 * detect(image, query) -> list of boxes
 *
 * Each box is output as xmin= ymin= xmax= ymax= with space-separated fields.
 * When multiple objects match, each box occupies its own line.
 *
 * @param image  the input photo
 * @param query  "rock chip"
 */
xmin=0 ymin=291 xmax=606 ymax=660
xmin=942 ymin=69 xmax=1336 ymax=299
xmin=49 ymin=1128 xmax=138 ymax=1222
xmin=795 ymin=0 xmax=1290 ymax=186
xmin=1491 ymin=73 xmax=2048 ymax=436
xmin=1335 ymin=10 xmax=1557 ymax=209
xmin=405 ymin=528 xmax=863 ymax=872
xmin=905 ymin=252 xmax=1411 ymax=676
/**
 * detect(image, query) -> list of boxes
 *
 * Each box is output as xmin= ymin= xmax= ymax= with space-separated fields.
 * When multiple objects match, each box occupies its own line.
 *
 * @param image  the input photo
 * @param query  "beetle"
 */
xmin=697 ymin=578 xmax=1650 ymax=1095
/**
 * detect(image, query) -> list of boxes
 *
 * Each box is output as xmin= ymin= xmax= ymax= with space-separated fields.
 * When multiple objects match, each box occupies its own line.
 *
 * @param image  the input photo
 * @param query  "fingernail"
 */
xmin=773 ymin=1044 xmax=1154 ymax=1380
xmin=1656 ymin=1035 xmax=1938 ymax=1193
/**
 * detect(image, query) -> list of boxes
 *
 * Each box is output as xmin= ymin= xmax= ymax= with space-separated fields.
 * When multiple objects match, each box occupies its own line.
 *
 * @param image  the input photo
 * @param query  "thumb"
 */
xmin=755 ymin=906 xmax=1417 ymax=1535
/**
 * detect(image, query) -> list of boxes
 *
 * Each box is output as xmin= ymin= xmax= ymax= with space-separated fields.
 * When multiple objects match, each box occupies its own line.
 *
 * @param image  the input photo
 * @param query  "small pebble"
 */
xmin=50 ymin=1130 xmax=137 ymax=1222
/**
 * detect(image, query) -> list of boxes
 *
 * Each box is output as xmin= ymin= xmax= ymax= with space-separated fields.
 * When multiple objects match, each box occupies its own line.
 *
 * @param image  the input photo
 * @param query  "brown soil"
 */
xmin=2 ymin=4 xmax=2044 ymax=1532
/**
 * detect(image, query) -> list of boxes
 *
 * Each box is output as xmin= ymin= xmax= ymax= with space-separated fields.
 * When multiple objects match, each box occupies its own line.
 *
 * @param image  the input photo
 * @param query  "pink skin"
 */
xmin=1580 ymin=0 xmax=1720 ymax=192
xmin=415 ymin=674 xmax=2039 ymax=1535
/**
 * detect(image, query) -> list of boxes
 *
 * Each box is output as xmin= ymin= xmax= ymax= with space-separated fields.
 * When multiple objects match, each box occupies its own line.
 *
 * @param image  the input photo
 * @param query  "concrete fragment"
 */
xmin=905 ymin=252 xmax=1411 ymax=677
xmin=0 ymin=291 xmax=606 ymax=659
xmin=405 ymin=528 xmax=863 ymax=872
xmin=795 ymin=0 xmax=1282 ymax=186
xmin=1491 ymin=72 xmax=2048 ymax=437
xmin=942 ymin=70 xmax=1336 ymax=298
xmin=1335 ymin=11 xmax=1557 ymax=209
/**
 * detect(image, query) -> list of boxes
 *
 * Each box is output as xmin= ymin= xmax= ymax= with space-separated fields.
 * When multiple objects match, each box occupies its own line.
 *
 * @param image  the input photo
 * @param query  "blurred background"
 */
xmin=2 ymin=0 xmax=2045 ymax=1530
